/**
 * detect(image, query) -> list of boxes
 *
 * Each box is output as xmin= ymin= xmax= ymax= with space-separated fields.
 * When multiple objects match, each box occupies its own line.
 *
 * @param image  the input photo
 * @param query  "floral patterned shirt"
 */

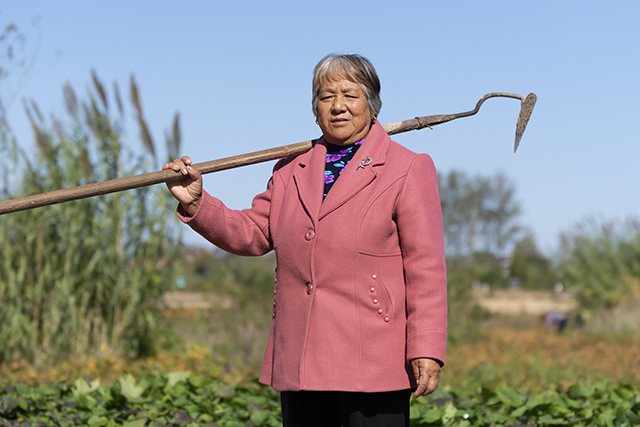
xmin=323 ymin=140 xmax=363 ymax=200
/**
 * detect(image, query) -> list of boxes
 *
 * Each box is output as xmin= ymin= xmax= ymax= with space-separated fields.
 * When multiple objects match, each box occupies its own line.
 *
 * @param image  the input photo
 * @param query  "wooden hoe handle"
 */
xmin=0 ymin=92 xmax=536 ymax=215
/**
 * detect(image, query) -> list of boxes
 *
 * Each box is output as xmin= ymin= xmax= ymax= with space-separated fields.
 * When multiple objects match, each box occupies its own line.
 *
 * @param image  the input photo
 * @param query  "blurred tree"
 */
xmin=480 ymin=173 xmax=521 ymax=254
xmin=559 ymin=217 xmax=640 ymax=311
xmin=439 ymin=170 xmax=521 ymax=257
xmin=510 ymin=232 xmax=558 ymax=290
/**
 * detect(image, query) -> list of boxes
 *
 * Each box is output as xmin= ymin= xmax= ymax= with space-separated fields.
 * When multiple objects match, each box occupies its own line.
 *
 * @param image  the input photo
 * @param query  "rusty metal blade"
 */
xmin=514 ymin=92 xmax=537 ymax=152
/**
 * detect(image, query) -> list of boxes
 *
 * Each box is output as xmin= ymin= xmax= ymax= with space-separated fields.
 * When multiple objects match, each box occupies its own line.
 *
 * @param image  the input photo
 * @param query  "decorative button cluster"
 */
xmin=272 ymin=277 xmax=277 ymax=318
xmin=370 ymin=273 xmax=388 ymax=323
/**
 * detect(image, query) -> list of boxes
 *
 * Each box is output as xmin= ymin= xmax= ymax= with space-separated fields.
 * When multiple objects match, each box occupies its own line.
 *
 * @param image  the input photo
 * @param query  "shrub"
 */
xmin=559 ymin=217 xmax=640 ymax=311
xmin=0 ymin=72 xmax=181 ymax=364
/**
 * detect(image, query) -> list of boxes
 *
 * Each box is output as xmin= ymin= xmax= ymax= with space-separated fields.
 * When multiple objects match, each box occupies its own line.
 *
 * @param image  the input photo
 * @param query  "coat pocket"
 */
xmin=368 ymin=277 xmax=393 ymax=322
xmin=359 ymin=253 xmax=404 ymax=324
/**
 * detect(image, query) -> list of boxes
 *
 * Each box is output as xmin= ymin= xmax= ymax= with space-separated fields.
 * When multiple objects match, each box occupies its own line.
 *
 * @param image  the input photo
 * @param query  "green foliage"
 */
xmin=2 ymin=372 xmax=639 ymax=426
xmin=510 ymin=232 xmax=559 ymax=290
xmin=425 ymin=251 xmax=508 ymax=344
xmin=439 ymin=170 xmax=521 ymax=257
xmin=0 ymin=372 xmax=282 ymax=426
xmin=178 ymin=248 xmax=276 ymax=298
xmin=165 ymin=250 xmax=276 ymax=373
xmin=0 ymin=72 xmax=181 ymax=364
xmin=445 ymin=251 xmax=509 ymax=296
xmin=559 ymin=218 xmax=640 ymax=311
xmin=410 ymin=381 xmax=640 ymax=426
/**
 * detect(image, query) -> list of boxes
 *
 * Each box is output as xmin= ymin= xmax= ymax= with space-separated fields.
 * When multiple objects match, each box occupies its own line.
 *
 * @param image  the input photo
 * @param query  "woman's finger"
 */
xmin=163 ymin=158 xmax=187 ymax=173
xmin=412 ymin=361 xmax=426 ymax=398
xmin=185 ymin=164 xmax=201 ymax=180
xmin=412 ymin=358 xmax=441 ymax=398
xmin=423 ymin=368 xmax=440 ymax=396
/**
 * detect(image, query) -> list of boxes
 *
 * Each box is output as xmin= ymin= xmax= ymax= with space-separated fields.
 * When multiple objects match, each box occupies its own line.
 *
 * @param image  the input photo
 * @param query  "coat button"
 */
xmin=378 ymin=308 xmax=383 ymax=314
xmin=273 ymin=312 xmax=276 ymax=318
xmin=274 ymin=289 xmax=277 ymax=295
xmin=372 ymin=274 xmax=377 ymax=279
xmin=273 ymin=301 xmax=276 ymax=306
xmin=305 ymin=229 xmax=316 ymax=240
xmin=384 ymin=317 xmax=390 ymax=322
xmin=274 ymin=277 xmax=277 ymax=283
xmin=307 ymin=283 xmax=314 ymax=295
xmin=373 ymin=298 xmax=378 ymax=304
xmin=370 ymin=287 xmax=375 ymax=292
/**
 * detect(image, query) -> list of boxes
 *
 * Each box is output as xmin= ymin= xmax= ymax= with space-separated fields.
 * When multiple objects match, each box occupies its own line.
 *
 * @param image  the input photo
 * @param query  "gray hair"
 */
xmin=311 ymin=54 xmax=382 ymax=118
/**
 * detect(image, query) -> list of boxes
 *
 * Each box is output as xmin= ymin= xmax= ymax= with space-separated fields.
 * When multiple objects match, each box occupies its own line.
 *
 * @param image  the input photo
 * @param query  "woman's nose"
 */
xmin=331 ymin=95 xmax=346 ymax=112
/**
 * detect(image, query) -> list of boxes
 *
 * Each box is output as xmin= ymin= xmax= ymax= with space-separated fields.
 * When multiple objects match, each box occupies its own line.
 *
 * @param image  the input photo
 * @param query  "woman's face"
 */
xmin=317 ymin=78 xmax=374 ymax=146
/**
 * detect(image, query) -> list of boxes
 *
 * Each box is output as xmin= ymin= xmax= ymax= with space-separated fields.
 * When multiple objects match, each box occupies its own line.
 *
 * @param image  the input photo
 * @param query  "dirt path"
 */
xmin=474 ymin=289 xmax=577 ymax=315
xmin=164 ymin=289 xmax=577 ymax=317
xmin=162 ymin=292 xmax=233 ymax=310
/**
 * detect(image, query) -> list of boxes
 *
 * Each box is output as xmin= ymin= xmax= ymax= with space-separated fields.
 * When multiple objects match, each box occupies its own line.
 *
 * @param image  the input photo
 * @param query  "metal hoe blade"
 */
xmin=388 ymin=91 xmax=537 ymax=153
xmin=514 ymin=92 xmax=537 ymax=152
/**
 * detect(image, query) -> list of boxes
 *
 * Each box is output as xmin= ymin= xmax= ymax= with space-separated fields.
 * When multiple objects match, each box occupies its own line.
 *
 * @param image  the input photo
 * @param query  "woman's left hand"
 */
xmin=411 ymin=358 xmax=441 ymax=398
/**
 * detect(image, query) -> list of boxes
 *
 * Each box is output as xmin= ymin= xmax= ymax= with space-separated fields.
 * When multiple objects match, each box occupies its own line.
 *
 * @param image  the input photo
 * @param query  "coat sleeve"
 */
xmin=176 ymin=172 xmax=277 ymax=257
xmin=395 ymin=153 xmax=447 ymax=366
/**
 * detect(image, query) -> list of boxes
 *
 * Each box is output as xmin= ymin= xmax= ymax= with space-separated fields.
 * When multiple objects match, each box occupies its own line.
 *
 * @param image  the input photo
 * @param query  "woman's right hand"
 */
xmin=162 ymin=156 xmax=202 ymax=217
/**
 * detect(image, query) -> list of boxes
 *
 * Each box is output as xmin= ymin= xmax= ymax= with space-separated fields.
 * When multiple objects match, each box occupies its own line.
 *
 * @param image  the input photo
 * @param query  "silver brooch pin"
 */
xmin=357 ymin=156 xmax=372 ymax=170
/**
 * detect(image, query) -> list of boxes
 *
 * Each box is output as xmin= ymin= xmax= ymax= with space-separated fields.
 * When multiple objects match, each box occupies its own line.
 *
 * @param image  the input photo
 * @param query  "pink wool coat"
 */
xmin=178 ymin=121 xmax=447 ymax=392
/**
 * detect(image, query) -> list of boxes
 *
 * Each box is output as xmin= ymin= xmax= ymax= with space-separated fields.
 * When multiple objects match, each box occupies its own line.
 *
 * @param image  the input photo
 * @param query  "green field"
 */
xmin=2 ymin=333 xmax=640 ymax=426
xmin=3 ymin=308 xmax=640 ymax=426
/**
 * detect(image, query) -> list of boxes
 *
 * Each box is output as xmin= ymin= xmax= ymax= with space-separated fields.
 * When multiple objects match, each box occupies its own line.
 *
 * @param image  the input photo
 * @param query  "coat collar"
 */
xmin=293 ymin=120 xmax=391 ymax=222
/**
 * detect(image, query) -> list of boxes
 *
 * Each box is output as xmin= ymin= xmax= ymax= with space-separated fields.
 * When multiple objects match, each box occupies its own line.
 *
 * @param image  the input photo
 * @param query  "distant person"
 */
xmin=163 ymin=54 xmax=447 ymax=427
xmin=545 ymin=311 xmax=568 ymax=333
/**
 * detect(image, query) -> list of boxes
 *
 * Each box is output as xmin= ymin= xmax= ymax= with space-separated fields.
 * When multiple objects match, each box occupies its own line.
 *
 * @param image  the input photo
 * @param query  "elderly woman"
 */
xmin=163 ymin=54 xmax=447 ymax=427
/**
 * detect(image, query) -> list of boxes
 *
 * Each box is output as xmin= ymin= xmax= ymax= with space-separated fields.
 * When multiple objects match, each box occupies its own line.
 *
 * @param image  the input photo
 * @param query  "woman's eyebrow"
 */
xmin=320 ymin=87 xmax=358 ymax=95
xmin=319 ymin=88 xmax=336 ymax=95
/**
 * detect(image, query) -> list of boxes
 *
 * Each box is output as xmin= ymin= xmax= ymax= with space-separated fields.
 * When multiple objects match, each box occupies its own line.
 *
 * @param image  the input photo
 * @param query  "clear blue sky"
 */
xmin=2 ymin=1 xmax=639 ymax=255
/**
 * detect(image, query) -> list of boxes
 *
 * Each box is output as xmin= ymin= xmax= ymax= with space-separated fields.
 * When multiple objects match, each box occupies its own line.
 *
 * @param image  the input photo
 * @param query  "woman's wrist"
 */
xmin=183 ymin=198 xmax=201 ymax=217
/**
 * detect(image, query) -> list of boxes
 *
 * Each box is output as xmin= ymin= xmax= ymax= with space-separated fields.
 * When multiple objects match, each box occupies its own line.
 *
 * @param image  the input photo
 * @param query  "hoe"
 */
xmin=0 ymin=92 xmax=536 ymax=215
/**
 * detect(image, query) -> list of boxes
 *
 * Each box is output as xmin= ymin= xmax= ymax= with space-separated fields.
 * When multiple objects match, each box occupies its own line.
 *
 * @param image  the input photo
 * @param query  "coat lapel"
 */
xmin=293 ymin=140 xmax=327 ymax=224
xmin=319 ymin=121 xmax=390 ymax=220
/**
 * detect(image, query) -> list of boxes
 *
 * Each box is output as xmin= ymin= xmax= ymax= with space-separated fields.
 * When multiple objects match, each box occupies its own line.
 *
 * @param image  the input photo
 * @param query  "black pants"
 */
xmin=280 ymin=389 xmax=411 ymax=427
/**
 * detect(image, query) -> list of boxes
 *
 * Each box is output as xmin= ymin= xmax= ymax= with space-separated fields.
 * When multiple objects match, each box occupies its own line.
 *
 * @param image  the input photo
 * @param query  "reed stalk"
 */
xmin=0 ymin=73 xmax=181 ymax=364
